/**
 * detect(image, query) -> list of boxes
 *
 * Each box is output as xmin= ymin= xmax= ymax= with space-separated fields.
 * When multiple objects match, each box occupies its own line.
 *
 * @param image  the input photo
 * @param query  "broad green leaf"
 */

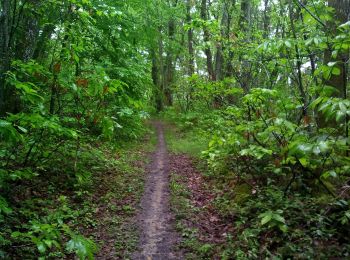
xmin=261 ymin=214 xmax=272 ymax=225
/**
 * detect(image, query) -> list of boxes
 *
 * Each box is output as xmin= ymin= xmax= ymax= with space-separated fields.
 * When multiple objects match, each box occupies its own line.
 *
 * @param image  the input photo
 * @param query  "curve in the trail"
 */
xmin=133 ymin=121 xmax=180 ymax=260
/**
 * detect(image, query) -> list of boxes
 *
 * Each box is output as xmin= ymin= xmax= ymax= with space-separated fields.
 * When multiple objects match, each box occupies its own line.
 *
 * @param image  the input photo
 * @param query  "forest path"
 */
xmin=133 ymin=121 xmax=181 ymax=260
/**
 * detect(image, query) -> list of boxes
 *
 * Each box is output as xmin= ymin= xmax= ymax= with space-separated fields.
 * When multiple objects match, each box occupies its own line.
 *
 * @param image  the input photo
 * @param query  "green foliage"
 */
xmin=1 ymin=0 xmax=350 ymax=258
xmin=162 ymin=109 xmax=208 ymax=157
xmin=258 ymin=210 xmax=287 ymax=233
xmin=9 ymin=194 xmax=97 ymax=259
xmin=163 ymin=5 xmax=350 ymax=253
xmin=66 ymin=234 xmax=97 ymax=260
xmin=0 ymin=1 xmax=154 ymax=258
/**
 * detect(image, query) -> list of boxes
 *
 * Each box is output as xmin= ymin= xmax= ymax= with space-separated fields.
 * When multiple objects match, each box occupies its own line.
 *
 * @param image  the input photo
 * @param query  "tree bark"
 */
xmin=323 ymin=0 xmax=350 ymax=99
xmin=200 ymin=0 xmax=215 ymax=80
xmin=164 ymin=20 xmax=174 ymax=106
xmin=151 ymin=49 xmax=162 ymax=112
xmin=321 ymin=0 xmax=349 ymax=147
xmin=238 ymin=0 xmax=252 ymax=92
xmin=263 ymin=0 xmax=270 ymax=38
xmin=33 ymin=24 xmax=55 ymax=60
xmin=158 ymin=28 xmax=165 ymax=111
xmin=186 ymin=0 xmax=195 ymax=76
xmin=215 ymin=1 xmax=231 ymax=81
xmin=289 ymin=0 xmax=307 ymax=117
xmin=164 ymin=0 xmax=178 ymax=106
xmin=240 ymin=0 xmax=251 ymax=33
xmin=0 ymin=0 xmax=11 ymax=115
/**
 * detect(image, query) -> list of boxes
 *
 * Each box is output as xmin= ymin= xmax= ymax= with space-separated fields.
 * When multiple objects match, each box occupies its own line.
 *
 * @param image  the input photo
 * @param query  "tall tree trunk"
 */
xmin=0 ymin=0 xmax=11 ymax=115
xmin=289 ymin=0 xmax=307 ymax=117
xmin=321 ymin=0 xmax=349 ymax=149
xmin=200 ymin=0 xmax=215 ymax=80
xmin=240 ymin=0 xmax=251 ymax=33
xmin=158 ymin=28 xmax=165 ymax=111
xmin=214 ymin=43 xmax=224 ymax=81
xmin=164 ymin=26 xmax=174 ymax=106
xmin=215 ymin=1 xmax=231 ymax=81
xmin=164 ymin=2 xmax=177 ymax=106
xmin=238 ymin=0 xmax=252 ymax=92
xmin=151 ymin=49 xmax=163 ymax=112
xmin=224 ymin=0 xmax=234 ymax=78
xmin=263 ymin=0 xmax=270 ymax=38
xmin=14 ymin=0 xmax=40 ymax=61
xmin=33 ymin=24 xmax=55 ymax=60
xmin=186 ymin=0 xmax=195 ymax=76
xmin=185 ymin=0 xmax=195 ymax=111
xmin=323 ymin=0 xmax=350 ymax=99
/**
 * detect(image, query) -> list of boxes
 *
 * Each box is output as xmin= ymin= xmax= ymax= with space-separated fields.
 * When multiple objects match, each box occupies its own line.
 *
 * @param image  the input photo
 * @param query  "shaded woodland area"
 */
xmin=1 ymin=0 xmax=350 ymax=259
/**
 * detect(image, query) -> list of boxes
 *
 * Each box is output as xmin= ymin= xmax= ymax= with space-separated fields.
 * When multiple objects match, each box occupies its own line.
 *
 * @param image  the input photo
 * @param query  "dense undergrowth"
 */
xmin=159 ymin=2 xmax=350 ymax=257
xmin=163 ymin=103 xmax=350 ymax=258
xmin=0 ymin=126 xmax=154 ymax=259
xmin=0 ymin=0 xmax=155 ymax=258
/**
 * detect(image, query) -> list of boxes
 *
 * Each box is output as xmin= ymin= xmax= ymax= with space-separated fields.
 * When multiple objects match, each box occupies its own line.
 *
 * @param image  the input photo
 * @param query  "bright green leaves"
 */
xmin=284 ymin=40 xmax=292 ymax=49
xmin=334 ymin=21 xmax=350 ymax=52
xmin=66 ymin=234 xmax=97 ymax=260
xmin=101 ymin=116 xmax=115 ymax=140
xmin=311 ymin=85 xmax=339 ymax=97
xmin=258 ymin=210 xmax=288 ymax=233
xmin=6 ymin=72 xmax=44 ymax=105
xmin=0 ymin=120 xmax=23 ymax=143
xmin=286 ymin=138 xmax=333 ymax=169
xmin=340 ymin=210 xmax=350 ymax=225
xmin=314 ymin=63 xmax=341 ymax=81
xmin=305 ymin=36 xmax=324 ymax=47
xmin=321 ymin=170 xmax=337 ymax=180
xmin=312 ymin=141 xmax=329 ymax=155
xmin=1 ymin=0 xmax=152 ymax=259
xmin=6 ymin=169 xmax=39 ymax=181
xmin=240 ymin=145 xmax=272 ymax=160
xmin=6 ymin=60 xmax=49 ymax=106
xmin=268 ymin=118 xmax=297 ymax=138
xmin=12 ymin=222 xmax=97 ymax=259
xmin=11 ymin=223 xmax=62 ymax=256
xmin=7 ymin=113 xmax=78 ymax=139
xmin=243 ymin=88 xmax=277 ymax=103
xmin=0 ymin=196 xmax=12 ymax=217
xmin=311 ymin=96 xmax=350 ymax=123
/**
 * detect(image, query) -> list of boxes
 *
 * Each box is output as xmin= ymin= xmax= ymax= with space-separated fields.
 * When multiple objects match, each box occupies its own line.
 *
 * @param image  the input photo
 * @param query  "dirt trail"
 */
xmin=133 ymin=121 xmax=180 ymax=260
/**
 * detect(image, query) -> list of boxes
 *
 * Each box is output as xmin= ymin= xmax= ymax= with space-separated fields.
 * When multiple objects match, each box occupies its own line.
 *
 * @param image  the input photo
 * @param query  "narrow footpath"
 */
xmin=133 ymin=121 xmax=181 ymax=259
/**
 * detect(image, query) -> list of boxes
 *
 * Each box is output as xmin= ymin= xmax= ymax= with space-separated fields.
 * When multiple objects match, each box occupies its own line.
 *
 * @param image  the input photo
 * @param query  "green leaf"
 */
xmin=339 ymin=102 xmax=347 ymax=112
xmin=336 ymin=111 xmax=345 ymax=122
xmin=321 ymin=170 xmax=337 ymax=179
xmin=331 ymin=67 xmax=341 ymax=75
xmin=37 ymin=242 xmax=46 ymax=253
xmin=285 ymin=40 xmax=292 ymax=48
xmin=44 ymin=239 xmax=53 ymax=248
xmin=327 ymin=61 xmax=337 ymax=67
xmin=273 ymin=214 xmax=285 ymax=224
xmin=17 ymin=126 xmax=28 ymax=133
xmin=66 ymin=235 xmax=97 ymax=260
xmin=299 ymin=157 xmax=308 ymax=167
xmin=279 ymin=224 xmax=288 ymax=233
xmin=261 ymin=214 xmax=272 ymax=225
xmin=0 ymin=196 xmax=12 ymax=215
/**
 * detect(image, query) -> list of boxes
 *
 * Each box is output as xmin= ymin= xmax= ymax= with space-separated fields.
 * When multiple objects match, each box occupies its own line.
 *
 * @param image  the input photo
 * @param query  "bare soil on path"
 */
xmin=133 ymin=121 xmax=181 ymax=260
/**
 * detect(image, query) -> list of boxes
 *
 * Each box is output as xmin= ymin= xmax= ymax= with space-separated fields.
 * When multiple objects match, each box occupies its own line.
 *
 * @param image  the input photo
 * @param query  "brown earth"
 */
xmin=168 ymin=153 xmax=235 ymax=259
xmin=133 ymin=121 xmax=182 ymax=260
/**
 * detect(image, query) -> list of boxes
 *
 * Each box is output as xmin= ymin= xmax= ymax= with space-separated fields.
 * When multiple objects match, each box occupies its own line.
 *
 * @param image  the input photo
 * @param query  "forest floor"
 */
xmin=133 ymin=121 xmax=181 ymax=259
xmin=85 ymin=120 xmax=231 ymax=259
xmin=131 ymin=121 xmax=232 ymax=259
